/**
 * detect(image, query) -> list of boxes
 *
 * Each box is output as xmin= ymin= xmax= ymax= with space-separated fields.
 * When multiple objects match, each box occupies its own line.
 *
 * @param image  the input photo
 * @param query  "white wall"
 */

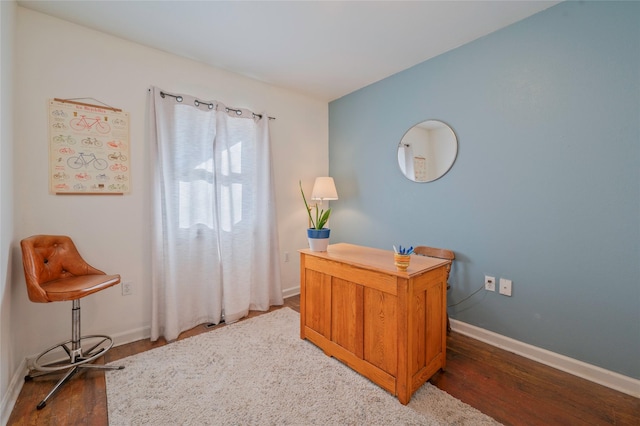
xmin=1 ymin=1 xmax=17 ymax=422
xmin=8 ymin=4 xmax=327 ymax=391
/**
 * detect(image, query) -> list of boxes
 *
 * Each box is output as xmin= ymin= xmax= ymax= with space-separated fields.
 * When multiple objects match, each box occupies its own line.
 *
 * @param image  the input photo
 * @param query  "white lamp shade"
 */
xmin=311 ymin=177 xmax=338 ymax=201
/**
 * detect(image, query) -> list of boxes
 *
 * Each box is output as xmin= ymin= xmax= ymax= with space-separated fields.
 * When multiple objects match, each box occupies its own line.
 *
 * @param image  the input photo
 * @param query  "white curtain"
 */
xmin=149 ymin=86 xmax=283 ymax=342
xmin=397 ymin=144 xmax=414 ymax=179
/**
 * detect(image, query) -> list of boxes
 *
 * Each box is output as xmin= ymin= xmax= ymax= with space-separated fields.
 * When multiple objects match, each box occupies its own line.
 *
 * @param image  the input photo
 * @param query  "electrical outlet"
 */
xmin=484 ymin=275 xmax=495 ymax=291
xmin=122 ymin=281 xmax=133 ymax=296
xmin=499 ymin=278 xmax=512 ymax=296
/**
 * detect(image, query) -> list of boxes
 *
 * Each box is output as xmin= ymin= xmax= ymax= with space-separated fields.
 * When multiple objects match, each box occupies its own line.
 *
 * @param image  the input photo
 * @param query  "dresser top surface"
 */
xmin=300 ymin=243 xmax=450 ymax=276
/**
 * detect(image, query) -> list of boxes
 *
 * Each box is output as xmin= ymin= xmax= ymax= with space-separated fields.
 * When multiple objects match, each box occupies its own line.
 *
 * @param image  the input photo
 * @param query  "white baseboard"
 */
xmin=450 ymin=318 xmax=640 ymax=398
xmin=111 ymin=325 xmax=151 ymax=347
xmin=1 ymin=357 xmax=27 ymax=426
xmin=282 ymin=286 xmax=300 ymax=299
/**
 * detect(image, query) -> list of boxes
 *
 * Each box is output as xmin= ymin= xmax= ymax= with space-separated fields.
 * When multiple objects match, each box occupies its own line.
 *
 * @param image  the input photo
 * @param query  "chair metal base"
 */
xmin=25 ymin=299 xmax=124 ymax=410
xmin=26 ymin=360 xmax=124 ymax=410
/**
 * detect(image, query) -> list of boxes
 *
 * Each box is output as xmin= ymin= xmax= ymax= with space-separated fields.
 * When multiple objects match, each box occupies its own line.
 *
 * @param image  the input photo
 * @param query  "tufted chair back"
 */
xmin=20 ymin=235 xmax=118 ymax=303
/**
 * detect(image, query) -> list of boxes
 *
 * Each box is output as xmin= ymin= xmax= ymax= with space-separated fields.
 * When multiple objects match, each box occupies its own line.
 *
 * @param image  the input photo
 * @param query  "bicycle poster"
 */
xmin=49 ymin=99 xmax=130 ymax=194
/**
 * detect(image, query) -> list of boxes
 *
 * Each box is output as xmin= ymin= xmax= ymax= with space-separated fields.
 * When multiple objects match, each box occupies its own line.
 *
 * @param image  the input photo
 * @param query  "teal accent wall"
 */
xmin=328 ymin=1 xmax=639 ymax=378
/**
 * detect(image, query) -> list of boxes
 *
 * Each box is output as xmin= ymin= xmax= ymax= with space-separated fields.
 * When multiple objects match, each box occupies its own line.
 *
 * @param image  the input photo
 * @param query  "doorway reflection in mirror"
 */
xmin=397 ymin=120 xmax=458 ymax=182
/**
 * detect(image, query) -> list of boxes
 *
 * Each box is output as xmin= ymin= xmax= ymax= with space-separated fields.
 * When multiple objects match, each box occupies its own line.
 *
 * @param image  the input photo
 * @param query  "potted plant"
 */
xmin=300 ymin=180 xmax=332 ymax=252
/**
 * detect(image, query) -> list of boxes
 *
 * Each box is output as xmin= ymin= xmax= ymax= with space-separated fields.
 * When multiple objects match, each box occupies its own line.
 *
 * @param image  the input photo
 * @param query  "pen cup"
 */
xmin=394 ymin=253 xmax=411 ymax=271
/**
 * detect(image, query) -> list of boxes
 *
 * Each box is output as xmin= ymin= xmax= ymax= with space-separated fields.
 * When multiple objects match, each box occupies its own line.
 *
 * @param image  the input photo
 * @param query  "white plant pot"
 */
xmin=308 ymin=237 xmax=330 ymax=252
xmin=307 ymin=228 xmax=331 ymax=252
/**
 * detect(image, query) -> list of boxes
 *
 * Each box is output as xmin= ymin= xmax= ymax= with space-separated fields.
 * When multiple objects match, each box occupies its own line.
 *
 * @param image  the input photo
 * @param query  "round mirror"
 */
xmin=397 ymin=120 xmax=458 ymax=182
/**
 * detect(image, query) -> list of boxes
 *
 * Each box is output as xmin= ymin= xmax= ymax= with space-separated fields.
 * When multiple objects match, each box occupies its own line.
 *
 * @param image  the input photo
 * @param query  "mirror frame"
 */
xmin=397 ymin=119 xmax=458 ymax=183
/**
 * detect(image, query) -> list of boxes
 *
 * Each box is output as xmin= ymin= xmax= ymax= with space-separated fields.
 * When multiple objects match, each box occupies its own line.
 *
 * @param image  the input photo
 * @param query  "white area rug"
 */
xmin=106 ymin=308 xmax=500 ymax=425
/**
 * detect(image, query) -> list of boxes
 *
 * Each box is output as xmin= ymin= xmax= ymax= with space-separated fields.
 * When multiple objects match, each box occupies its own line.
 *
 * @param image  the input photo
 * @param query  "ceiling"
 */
xmin=17 ymin=0 xmax=560 ymax=102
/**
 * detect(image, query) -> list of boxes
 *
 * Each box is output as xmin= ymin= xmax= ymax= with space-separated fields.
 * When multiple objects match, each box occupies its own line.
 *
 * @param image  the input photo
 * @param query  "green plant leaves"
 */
xmin=300 ymin=180 xmax=332 ymax=230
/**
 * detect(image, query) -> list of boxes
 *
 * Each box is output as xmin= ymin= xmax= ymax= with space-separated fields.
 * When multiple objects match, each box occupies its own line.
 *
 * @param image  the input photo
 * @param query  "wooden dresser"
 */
xmin=299 ymin=243 xmax=450 ymax=405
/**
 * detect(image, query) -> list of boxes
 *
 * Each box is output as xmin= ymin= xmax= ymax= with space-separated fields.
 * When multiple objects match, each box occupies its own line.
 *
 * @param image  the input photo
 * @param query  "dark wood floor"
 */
xmin=8 ymin=295 xmax=639 ymax=425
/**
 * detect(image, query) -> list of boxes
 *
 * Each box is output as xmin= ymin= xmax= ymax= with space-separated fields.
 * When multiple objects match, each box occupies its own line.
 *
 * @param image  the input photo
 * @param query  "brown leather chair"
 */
xmin=20 ymin=235 xmax=124 ymax=409
xmin=413 ymin=245 xmax=455 ymax=333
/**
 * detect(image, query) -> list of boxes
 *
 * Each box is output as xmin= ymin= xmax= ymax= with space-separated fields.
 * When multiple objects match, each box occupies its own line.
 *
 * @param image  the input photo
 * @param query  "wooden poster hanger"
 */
xmin=54 ymin=97 xmax=122 ymax=113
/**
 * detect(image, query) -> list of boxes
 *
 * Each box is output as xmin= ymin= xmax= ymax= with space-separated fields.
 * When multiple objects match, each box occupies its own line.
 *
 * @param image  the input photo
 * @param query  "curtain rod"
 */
xmin=159 ymin=91 xmax=275 ymax=120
